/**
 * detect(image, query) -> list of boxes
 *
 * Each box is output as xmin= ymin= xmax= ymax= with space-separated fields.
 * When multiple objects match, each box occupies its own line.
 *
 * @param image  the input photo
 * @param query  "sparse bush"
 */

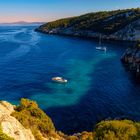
xmin=12 ymin=98 xmax=55 ymax=140
xmin=67 ymin=135 xmax=79 ymax=140
xmin=81 ymin=131 xmax=94 ymax=140
xmin=94 ymin=120 xmax=138 ymax=140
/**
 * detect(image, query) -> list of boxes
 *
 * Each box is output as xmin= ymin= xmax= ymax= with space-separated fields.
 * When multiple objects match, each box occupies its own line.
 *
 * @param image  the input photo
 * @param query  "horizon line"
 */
xmin=0 ymin=7 xmax=139 ymax=24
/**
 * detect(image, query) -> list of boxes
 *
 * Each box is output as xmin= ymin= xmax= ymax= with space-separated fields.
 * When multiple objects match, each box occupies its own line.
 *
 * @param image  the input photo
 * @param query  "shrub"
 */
xmin=67 ymin=136 xmax=79 ymax=140
xmin=81 ymin=131 xmax=94 ymax=140
xmin=94 ymin=120 xmax=138 ymax=140
xmin=12 ymin=98 xmax=55 ymax=140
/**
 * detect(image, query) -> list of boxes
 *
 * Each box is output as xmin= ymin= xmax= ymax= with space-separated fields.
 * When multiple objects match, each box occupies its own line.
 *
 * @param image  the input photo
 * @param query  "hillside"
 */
xmin=36 ymin=8 xmax=140 ymax=41
xmin=1 ymin=99 xmax=140 ymax=140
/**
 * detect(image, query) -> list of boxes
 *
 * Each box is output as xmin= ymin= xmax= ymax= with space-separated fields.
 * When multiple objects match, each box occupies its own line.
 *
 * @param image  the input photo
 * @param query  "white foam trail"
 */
xmin=0 ymin=28 xmax=40 ymax=45
xmin=30 ymin=30 xmax=40 ymax=45
xmin=3 ymin=45 xmax=31 ymax=61
xmin=0 ymin=27 xmax=41 ymax=62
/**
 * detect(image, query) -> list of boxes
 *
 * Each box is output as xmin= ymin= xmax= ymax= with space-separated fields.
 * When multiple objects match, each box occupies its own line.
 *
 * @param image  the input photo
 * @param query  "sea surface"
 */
xmin=0 ymin=25 xmax=140 ymax=134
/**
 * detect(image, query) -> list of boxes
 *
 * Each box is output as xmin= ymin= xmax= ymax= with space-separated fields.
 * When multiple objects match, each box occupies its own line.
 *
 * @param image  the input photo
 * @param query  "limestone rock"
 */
xmin=0 ymin=101 xmax=35 ymax=140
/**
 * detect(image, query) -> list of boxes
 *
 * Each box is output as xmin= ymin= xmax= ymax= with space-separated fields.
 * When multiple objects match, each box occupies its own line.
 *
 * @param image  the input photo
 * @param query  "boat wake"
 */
xmin=0 ymin=27 xmax=41 ymax=62
xmin=4 ymin=45 xmax=31 ymax=60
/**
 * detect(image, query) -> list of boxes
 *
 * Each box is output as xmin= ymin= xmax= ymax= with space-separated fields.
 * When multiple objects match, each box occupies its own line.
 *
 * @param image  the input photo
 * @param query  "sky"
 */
xmin=0 ymin=0 xmax=139 ymax=23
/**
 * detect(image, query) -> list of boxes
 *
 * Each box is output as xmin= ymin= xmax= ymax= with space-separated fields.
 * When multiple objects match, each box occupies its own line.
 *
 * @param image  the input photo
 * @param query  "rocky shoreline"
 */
xmin=121 ymin=43 xmax=140 ymax=77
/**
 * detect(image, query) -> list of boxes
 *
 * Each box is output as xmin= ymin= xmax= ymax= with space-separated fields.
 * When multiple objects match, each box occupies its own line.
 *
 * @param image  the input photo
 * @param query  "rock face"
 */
xmin=0 ymin=101 xmax=35 ymax=140
xmin=121 ymin=45 xmax=140 ymax=76
xmin=0 ymin=100 xmax=93 ymax=140
xmin=112 ymin=19 xmax=140 ymax=41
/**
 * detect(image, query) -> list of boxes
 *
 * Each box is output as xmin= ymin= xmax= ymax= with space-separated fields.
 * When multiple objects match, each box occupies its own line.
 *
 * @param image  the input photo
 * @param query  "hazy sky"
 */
xmin=0 ymin=0 xmax=139 ymax=23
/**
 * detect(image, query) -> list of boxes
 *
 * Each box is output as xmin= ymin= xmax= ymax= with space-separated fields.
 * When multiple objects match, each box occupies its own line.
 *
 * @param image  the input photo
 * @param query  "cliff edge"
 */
xmin=0 ymin=101 xmax=35 ymax=140
xmin=121 ymin=43 xmax=140 ymax=77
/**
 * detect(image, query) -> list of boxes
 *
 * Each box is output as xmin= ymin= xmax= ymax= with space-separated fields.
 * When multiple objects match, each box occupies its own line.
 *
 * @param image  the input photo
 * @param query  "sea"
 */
xmin=0 ymin=25 xmax=140 ymax=134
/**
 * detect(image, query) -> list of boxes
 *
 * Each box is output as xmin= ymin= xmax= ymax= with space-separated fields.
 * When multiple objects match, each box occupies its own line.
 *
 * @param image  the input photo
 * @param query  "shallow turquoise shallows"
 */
xmin=0 ymin=25 xmax=140 ymax=134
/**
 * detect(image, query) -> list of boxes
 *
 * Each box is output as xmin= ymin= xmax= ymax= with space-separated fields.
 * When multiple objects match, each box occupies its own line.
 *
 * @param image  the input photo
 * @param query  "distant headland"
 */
xmin=0 ymin=21 xmax=45 ymax=26
xmin=36 ymin=8 xmax=140 ymax=42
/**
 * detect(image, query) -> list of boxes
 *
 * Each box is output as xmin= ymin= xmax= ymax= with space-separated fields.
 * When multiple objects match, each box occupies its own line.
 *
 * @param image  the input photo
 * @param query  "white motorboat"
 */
xmin=52 ymin=77 xmax=67 ymax=83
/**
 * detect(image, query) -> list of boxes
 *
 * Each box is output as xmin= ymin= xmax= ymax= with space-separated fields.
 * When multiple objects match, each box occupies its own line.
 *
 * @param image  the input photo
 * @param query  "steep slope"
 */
xmin=36 ymin=8 xmax=140 ymax=41
xmin=0 ymin=101 xmax=35 ymax=140
xmin=112 ymin=18 xmax=140 ymax=41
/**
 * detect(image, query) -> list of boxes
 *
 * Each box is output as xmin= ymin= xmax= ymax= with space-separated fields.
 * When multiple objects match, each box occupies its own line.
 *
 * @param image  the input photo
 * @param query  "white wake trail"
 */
xmin=0 ymin=27 xmax=41 ymax=62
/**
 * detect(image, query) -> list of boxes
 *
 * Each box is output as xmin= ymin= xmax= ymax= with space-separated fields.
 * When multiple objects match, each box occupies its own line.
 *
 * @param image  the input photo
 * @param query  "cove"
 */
xmin=0 ymin=26 xmax=140 ymax=134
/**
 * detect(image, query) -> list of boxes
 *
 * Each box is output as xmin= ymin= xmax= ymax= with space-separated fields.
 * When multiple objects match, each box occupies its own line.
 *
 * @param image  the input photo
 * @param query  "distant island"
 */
xmin=36 ymin=8 xmax=140 ymax=42
xmin=0 ymin=21 xmax=45 ymax=26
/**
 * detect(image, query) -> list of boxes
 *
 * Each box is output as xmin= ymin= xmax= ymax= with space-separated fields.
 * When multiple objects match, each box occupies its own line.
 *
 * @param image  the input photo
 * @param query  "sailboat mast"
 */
xmin=99 ymin=34 xmax=102 ymax=46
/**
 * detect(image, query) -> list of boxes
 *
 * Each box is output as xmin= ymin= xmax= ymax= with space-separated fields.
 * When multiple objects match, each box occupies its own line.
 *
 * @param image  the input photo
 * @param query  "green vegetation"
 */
xmin=10 ymin=99 xmax=140 ymax=140
xmin=39 ymin=8 xmax=140 ymax=34
xmin=66 ymin=120 xmax=140 ymax=140
xmin=94 ymin=120 xmax=140 ymax=140
xmin=12 ymin=98 xmax=56 ymax=140
xmin=67 ymin=131 xmax=94 ymax=140
xmin=80 ymin=131 xmax=94 ymax=140
xmin=0 ymin=125 xmax=14 ymax=140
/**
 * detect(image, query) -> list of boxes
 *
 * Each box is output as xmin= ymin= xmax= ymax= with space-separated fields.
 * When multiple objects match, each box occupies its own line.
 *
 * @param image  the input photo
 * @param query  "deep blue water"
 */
xmin=0 ymin=25 xmax=140 ymax=134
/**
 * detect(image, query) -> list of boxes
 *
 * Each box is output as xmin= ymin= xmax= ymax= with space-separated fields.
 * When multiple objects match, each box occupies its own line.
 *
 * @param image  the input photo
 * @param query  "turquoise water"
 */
xmin=0 ymin=26 xmax=140 ymax=134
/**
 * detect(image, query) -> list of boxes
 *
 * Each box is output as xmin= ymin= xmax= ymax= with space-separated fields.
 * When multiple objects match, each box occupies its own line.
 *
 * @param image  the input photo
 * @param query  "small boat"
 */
xmin=96 ymin=46 xmax=107 ymax=51
xmin=96 ymin=34 xmax=107 ymax=52
xmin=52 ymin=77 xmax=68 ymax=83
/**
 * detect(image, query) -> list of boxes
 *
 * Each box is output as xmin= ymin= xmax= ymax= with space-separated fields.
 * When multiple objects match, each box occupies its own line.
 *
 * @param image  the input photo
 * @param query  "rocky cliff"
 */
xmin=112 ymin=19 xmax=140 ymax=41
xmin=0 ymin=100 xmax=65 ymax=140
xmin=0 ymin=99 xmax=93 ymax=140
xmin=121 ymin=43 xmax=140 ymax=77
xmin=36 ymin=8 xmax=140 ymax=42
xmin=0 ymin=101 xmax=35 ymax=140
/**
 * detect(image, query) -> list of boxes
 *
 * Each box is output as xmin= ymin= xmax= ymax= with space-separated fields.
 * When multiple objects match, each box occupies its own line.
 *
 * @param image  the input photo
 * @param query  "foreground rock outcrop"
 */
xmin=0 ymin=99 xmax=93 ymax=140
xmin=0 ymin=101 xmax=35 ymax=140
xmin=1 ymin=99 xmax=140 ymax=140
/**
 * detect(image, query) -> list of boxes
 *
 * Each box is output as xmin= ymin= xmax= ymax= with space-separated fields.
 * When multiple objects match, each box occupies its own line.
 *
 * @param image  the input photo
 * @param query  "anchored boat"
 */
xmin=52 ymin=77 xmax=68 ymax=83
xmin=96 ymin=34 xmax=107 ymax=52
xmin=96 ymin=46 xmax=107 ymax=51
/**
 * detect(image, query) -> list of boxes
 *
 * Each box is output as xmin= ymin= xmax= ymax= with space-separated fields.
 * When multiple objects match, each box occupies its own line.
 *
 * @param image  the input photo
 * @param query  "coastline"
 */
xmin=35 ymin=28 xmax=138 ymax=45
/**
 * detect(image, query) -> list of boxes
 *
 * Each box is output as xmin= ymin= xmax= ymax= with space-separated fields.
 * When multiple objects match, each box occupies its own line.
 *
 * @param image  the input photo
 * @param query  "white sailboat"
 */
xmin=96 ymin=34 xmax=107 ymax=52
